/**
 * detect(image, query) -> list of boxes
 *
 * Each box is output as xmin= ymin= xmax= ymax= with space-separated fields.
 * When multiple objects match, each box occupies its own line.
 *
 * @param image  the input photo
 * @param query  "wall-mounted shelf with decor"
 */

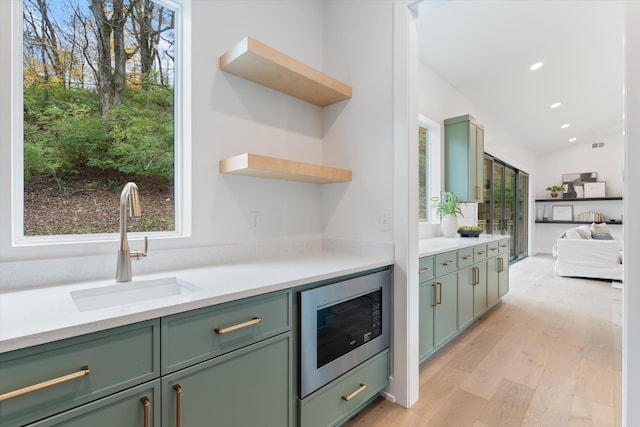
xmin=535 ymin=197 xmax=623 ymax=202
xmin=220 ymin=36 xmax=352 ymax=107
xmin=535 ymin=220 xmax=623 ymax=225
xmin=219 ymin=153 xmax=352 ymax=184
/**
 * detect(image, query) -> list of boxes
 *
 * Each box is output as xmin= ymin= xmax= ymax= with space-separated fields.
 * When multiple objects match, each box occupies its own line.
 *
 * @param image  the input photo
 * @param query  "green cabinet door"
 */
xmin=474 ymin=261 xmax=488 ymax=316
xmin=444 ymin=114 xmax=484 ymax=202
xmin=29 ymin=380 xmax=161 ymax=427
xmin=457 ymin=266 xmax=475 ymax=330
xmin=498 ymin=253 xmax=509 ymax=298
xmin=162 ymin=333 xmax=292 ymax=427
xmin=487 ymin=257 xmax=499 ymax=307
xmin=418 ymin=281 xmax=435 ymax=361
xmin=434 ymin=273 xmax=458 ymax=348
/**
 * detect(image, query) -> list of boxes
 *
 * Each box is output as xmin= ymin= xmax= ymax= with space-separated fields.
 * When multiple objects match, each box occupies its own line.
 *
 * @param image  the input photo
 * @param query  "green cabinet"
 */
xmin=418 ymin=280 xmax=435 ymax=360
xmin=459 ymin=262 xmax=488 ymax=330
xmin=163 ymin=334 xmax=292 ymax=427
xmin=28 ymin=380 xmax=161 ymax=427
xmin=433 ymin=273 xmax=458 ymax=348
xmin=498 ymin=253 xmax=509 ymax=298
xmin=444 ymin=114 xmax=484 ymax=202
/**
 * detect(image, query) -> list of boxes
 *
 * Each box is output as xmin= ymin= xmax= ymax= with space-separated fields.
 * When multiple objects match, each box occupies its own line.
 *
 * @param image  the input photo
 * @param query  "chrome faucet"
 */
xmin=116 ymin=182 xmax=148 ymax=282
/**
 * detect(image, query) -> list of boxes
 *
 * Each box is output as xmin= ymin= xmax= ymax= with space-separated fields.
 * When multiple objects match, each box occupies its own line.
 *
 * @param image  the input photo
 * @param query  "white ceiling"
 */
xmin=417 ymin=0 xmax=625 ymax=154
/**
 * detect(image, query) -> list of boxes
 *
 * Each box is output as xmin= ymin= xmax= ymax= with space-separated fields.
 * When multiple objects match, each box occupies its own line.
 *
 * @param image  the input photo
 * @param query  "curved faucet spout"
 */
xmin=116 ymin=182 xmax=147 ymax=282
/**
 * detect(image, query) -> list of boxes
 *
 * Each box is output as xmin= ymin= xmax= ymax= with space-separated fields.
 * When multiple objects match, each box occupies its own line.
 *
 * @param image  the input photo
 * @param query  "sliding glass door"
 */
xmin=481 ymin=155 xmax=528 ymax=261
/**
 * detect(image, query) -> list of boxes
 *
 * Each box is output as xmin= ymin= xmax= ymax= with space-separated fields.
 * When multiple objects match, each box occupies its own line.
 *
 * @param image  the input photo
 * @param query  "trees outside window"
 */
xmin=22 ymin=0 xmax=179 ymax=236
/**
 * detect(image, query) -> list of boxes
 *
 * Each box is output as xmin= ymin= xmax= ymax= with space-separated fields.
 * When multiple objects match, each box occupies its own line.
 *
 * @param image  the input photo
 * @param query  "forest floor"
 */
xmin=24 ymin=174 xmax=175 ymax=236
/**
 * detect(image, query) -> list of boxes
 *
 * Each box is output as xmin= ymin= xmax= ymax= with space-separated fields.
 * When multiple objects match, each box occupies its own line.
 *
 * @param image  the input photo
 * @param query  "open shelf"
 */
xmin=535 ymin=220 xmax=623 ymax=225
xmin=220 ymin=37 xmax=352 ymax=107
xmin=219 ymin=153 xmax=352 ymax=184
xmin=535 ymin=197 xmax=622 ymax=202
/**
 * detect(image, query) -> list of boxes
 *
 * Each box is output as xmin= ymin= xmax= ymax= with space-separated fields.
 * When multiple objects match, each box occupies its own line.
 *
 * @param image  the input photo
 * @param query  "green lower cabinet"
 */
xmin=161 ymin=333 xmax=292 ymax=427
xmin=418 ymin=281 xmax=436 ymax=361
xmin=473 ymin=262 xmax=488 ymax=316
xmin=457 ymin=266 xmax=475 ymax=330
xmin=28 ymin=380 xmax=161 ymax=427
xmin=433 ymin=273 xmax=458 ymax=348
xmin=299 ymin=350 xmax=389 ymax=427
xmin=487 ymin=257 xmax=500 ymax=307
xmin=498 ymin=253 xmax=509 ymax=298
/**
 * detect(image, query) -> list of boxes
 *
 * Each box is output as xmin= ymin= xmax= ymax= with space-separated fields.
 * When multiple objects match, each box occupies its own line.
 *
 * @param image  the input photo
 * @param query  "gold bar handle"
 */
xmin=214 ymin=317 xmax=262 ymax=334
xmin=475 ymin=186 xmax=481 ymax=200
xmin=442 ymin=260 xmax=454 ymax=266
xmin=174 ymin=384 xmax=182 ymax=427
xmin=490 ymin=248 xmax=498 ymax=252
xmin=477 ymin=251 xmax=486 ymax=255
xmin=498 ymin=257 xmax=504 ymax=273
xmin=473 ymin=267 xmax=479 ymax=285
xmin=141 ymin=396 xmax=150 ymax=427
xmin=431 ymin=284 xmax=437 ymax=307
xmin=419 ymin=267 xmax=431 ymax=274
xmin=462 ymin=255 xmax=472 ymax=260
xmin=437 ymin=282 xmax=443 ymax=305
xmin=500 ymin=244 xmax=508 ymax=248
xmin=0 ymin=365 xmax=90 ymax=402
xmin=342 ymin=383 xmax=367 ymax=401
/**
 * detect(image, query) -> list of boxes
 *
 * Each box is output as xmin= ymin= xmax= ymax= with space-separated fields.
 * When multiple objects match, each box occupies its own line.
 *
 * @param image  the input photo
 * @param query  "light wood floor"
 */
xmin=344 ymin=255 xmax=622 ymax=427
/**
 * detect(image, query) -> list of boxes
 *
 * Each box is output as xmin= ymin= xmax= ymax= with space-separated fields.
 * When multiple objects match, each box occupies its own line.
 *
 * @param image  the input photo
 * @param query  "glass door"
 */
xmin=518 ymin=173 xmax=529 ymax=259
xmin=492 ymin=162 xmax=504 ymax=235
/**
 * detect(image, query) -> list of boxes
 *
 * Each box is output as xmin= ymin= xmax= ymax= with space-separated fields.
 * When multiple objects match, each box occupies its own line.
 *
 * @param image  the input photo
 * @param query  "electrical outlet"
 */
xmin=379 ymin=213 xmax=391 ymax=232
xmin=249 ymin=211 xmax=261 ymax=229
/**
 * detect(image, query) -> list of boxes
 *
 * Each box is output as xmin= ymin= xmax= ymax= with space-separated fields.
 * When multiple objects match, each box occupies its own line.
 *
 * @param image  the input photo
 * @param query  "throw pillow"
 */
xmin=575 ymin=226 xmax=592 ymax=239
xmin=592 ymin=232 xmax=614 ymax=240
xmin=591 ymin=222 xmax=611 ymax=235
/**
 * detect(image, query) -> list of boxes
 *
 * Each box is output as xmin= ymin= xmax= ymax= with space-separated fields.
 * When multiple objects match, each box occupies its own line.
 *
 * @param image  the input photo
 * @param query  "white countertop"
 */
xmin=0 ymin=251 xmax=391 ymax=353
xmin=419 ymin=234 xmax=509 ymax=257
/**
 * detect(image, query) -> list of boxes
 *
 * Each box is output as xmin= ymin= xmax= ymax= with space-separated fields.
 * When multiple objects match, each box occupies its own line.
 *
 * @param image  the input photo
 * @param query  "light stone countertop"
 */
xmin=419 ymin=234 xmax=509 ymax=257
xmin=0 ymin=251 xmax=391 ymax=353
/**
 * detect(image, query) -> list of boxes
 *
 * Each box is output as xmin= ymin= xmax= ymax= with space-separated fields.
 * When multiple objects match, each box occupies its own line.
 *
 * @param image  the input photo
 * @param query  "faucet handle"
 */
xmin=130 ymin=236 xmax=149 ymax=260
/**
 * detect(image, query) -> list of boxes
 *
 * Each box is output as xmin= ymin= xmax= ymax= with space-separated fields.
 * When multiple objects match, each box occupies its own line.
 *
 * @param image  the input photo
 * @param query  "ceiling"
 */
xmin=417 ymin=0 xmax=625 ymax=154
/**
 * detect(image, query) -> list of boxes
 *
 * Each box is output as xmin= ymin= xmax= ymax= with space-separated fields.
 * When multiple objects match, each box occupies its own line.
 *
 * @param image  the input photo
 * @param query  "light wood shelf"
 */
xmin=220 ymin=36 xmax=352 ymax=107
xmin=219 ymin=153 xmax=352 ymax=184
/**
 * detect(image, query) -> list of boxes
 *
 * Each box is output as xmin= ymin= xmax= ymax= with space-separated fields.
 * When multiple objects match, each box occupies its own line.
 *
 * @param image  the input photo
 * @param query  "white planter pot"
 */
xmin=440 ymin=215 xmax=459 ymax=238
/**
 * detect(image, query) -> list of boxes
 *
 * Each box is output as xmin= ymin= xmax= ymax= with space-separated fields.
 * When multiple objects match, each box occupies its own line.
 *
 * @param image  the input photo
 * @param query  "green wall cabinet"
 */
xmin=444 ymin=114 xmax=484 ymax=202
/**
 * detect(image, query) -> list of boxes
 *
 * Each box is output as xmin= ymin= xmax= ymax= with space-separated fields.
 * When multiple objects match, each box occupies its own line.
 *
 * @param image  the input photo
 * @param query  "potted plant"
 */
xmin=545 ymin=185 xmax=565 ymax=198
xmin=431 ymin=192 xmax=463 ymax=237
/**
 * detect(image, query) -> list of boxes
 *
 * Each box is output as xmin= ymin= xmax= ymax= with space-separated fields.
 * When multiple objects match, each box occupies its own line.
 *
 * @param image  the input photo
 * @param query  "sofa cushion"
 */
xmin=591 ymin=222 xmax=611 ymax=234
xmin=592 ymin=232 xmax=614 ymax=240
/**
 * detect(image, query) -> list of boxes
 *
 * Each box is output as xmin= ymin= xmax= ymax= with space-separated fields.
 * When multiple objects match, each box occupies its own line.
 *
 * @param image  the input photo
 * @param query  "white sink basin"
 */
xmin=71 ymin=277 xmax=201 ymax=312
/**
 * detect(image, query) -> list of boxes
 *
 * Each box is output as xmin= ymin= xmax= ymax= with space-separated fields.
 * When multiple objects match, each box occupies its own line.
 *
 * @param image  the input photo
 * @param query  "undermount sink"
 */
xmin=71 ymin=277 xmax=201 ymax=312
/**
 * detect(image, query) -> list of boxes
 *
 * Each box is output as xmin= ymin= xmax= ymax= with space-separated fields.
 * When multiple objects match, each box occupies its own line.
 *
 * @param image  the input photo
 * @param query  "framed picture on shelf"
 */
xmin=552 ymin=205 xmax=573 ymax=221
xmin=583 ymin=181 xmax=607 ymax=198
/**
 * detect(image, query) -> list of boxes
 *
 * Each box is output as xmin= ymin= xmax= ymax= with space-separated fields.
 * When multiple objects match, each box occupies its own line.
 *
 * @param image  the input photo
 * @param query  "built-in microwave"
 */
xmin=299 ymin=268 xmax=390 ymax=398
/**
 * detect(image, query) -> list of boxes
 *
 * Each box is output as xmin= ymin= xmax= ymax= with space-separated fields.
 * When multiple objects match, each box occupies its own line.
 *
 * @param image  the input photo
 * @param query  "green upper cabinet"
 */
xmin=444 ymin=114 xmax=484 ymax=202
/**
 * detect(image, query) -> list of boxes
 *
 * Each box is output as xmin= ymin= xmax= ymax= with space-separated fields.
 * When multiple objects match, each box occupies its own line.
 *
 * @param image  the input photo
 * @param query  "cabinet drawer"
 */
xmin=498 ymin=239 xmax=510 ymax=254
xmin=299 ymin=349 xmax=389 ymax=427
xmin=473 ymin=244 xmax=488 ymax=262
xmin=435 ymin=251 xmax=458 ymax=276
xmin=487 ymin=241 xmax=500 ymax=256
xmin=161 ymin=290 xmax=291 ymax=374
xmin=0 ymin=320 xmax=159 ymax=427
xmin=458 ymin=248 xmax=474 ymax=268
xmin=418 ymin=256 xmax=435 ymax=282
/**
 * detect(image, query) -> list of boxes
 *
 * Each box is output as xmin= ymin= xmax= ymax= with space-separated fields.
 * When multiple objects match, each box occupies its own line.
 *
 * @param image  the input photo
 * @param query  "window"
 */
xmin=418 ymin=115 xmax=441 ymax=223
xmin=13 ymin=0 xmax=190 ymax=245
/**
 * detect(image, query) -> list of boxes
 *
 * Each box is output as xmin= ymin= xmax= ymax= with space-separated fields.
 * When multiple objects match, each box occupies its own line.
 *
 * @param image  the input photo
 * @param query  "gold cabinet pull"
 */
xmin=437 ymin=282 xmax=443 ymax=305
xmin=442 ymin=260 xmax=454 ymax=266
xmin=498 ymin=257 xmax=504 ymax=273
xmin=500 ymin=244 xmax=508 ymax=248
xmin=214 ymin=317 xmax=262 ymax=334
xmin=475 ymin=186 xmax=481 ymax=200
xmin=419 ymin=267 xmax=431 ymax=274
xmin=462 ymin=255 xmax=472 ymax=260
xmin=431 ymin=283 xmax=437 ymax=307
xmin=490 ymin=248 xmax=498 ymax=251
xmin=476 ymin=250 xmax=485 ymax=255
xmin=342 ymin=383 xmax=367 ymax=401
xmin=473 ymin=267 xmax=479 ymax=285
xmin=174 ymin=384 xmax=182 ymax=427
xmin=0 ymin=365 xmax=90 ymax=402
xmin=141 ymin=396 xmax=150 ymax=427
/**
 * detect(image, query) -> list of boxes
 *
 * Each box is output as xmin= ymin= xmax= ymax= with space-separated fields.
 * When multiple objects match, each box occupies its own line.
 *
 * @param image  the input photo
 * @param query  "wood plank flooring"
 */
xmin=344 ymin=255 xmax=622 ymax=427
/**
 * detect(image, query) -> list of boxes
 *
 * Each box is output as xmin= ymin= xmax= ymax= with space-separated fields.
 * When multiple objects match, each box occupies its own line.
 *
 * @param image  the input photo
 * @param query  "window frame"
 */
xmin=10 ymin=0 xmax=192 ymax=248
xmin=418 ymin=114 xmax=441 ymax=224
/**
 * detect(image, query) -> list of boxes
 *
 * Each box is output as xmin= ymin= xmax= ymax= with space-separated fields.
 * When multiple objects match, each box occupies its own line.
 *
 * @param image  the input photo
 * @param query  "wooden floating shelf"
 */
xmin=219 ymin=153 xmax=352 ymax=184
xmin=220 ymin=36 xmax=352 ymax=107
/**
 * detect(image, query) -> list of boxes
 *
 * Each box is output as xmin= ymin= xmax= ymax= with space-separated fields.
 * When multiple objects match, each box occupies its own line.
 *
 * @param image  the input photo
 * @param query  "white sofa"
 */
xmin=553 ymin=224 xmax=623 ymax=281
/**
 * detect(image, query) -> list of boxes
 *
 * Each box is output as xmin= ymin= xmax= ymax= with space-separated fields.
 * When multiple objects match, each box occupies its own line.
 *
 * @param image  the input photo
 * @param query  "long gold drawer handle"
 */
xmin=141 ymin=396 xmax=150 ymax=427
xmin=477 ymin=251 xmax=485 ymax=255
xmin=419 ymin=267 xmax=431 ymax=274
xmin=442 ymin=260 xmax=454 ymax=266
xmin=174 ymin=384 xmax=182 ymax=427
xmin=0 ymin=365 xmax=90 ymax=402
xmin=342 ymin=383 xmax=367 ymax=401
xmin=214 ymin=317 xmax=262 ymax=334
xmin=462 ymin=255 xmax=472 ymax=260
xmin=500 ymin=244 xmax=508 ymax=248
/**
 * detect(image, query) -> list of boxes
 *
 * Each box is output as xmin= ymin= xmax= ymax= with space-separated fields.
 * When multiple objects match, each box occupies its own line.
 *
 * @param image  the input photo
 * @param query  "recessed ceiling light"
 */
xmin=550 ymin=102 xmax=562 ymax=109
xmin=561 ymin=123 xmax=570 ymax=129
xmin=569 ymin=137 xmax=577 ymax=142
xmin=530 ymin=61 xmax=544 ymax=71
